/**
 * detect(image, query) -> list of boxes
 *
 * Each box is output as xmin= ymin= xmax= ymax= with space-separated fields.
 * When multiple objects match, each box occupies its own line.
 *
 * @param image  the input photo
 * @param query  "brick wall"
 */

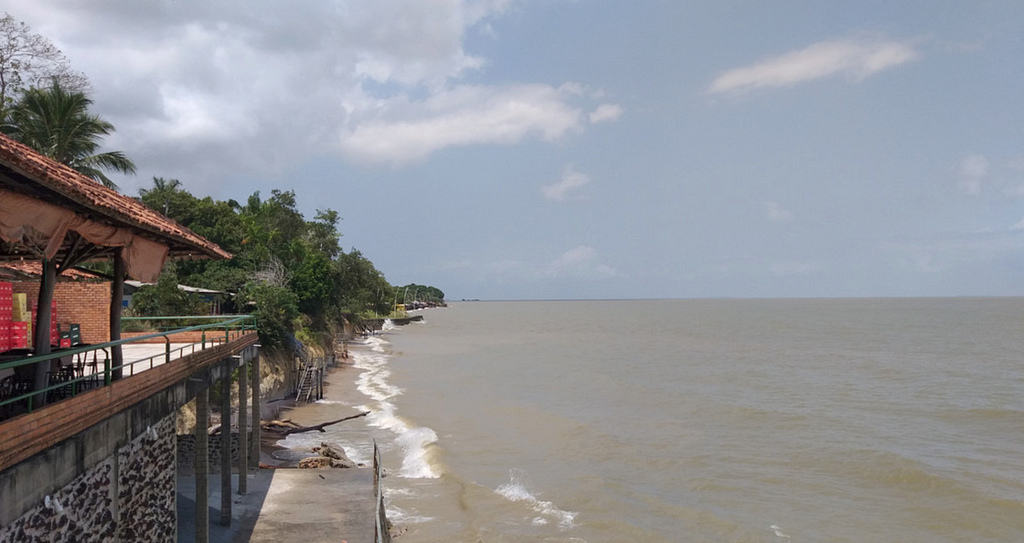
xmin=11 ymin=281 xmax=111 ymax=345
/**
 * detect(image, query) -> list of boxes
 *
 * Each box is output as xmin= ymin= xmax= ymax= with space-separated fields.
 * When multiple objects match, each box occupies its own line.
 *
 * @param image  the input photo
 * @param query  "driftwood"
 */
xmin=261 ymin=412 xmax=369 ymax=436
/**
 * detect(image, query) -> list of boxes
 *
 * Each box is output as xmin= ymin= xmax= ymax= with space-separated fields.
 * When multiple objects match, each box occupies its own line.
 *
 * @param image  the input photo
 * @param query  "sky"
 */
xmin=10 ymin=1 xmax=1024 ymax=300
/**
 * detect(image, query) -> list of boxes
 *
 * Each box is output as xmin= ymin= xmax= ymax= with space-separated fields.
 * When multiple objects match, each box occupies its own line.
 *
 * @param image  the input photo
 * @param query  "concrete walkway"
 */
xmin=178 ymin=468 xmax=377 ymax=543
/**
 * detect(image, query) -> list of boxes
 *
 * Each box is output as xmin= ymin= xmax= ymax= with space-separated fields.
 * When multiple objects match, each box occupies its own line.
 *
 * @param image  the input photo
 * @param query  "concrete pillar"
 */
xmin=250 ymin=350 xmax=260 ymax=468
xmin=220 ymin=362 xmax=232 ymax=526
xmin=195 ymin=389 xmax=209 ymax=543
xmin=238 ymin=355 xmax=248 ymax=495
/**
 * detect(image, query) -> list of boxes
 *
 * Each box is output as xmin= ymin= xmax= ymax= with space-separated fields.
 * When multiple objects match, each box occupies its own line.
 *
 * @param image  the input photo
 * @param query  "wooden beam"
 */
xmin=31 ymin=258 xmax=56 ymax=407
xmin=110 ymin=248 xmax=125 ymax=381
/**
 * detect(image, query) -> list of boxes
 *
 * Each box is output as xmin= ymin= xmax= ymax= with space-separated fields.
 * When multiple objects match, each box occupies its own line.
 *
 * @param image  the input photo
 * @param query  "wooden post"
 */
xmin=31 ymin=259 xmax=56 ymax=407
xmin=250 ymin=350 xmax=260 ymax=468
xmin=238 ymin=355 xmax=248 ymax=495
xmin=195 ymin=388 xmax=209 ymax=543
xmin=109 ymin=248 xmax=125 ymax=381
xmin=220 ymin=362 xmax=232 ymax=526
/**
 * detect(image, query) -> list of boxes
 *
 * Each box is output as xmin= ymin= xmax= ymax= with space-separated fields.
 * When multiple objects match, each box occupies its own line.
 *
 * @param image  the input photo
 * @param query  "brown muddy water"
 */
xmin=273 ymin=299 xmax=1024 ymax=542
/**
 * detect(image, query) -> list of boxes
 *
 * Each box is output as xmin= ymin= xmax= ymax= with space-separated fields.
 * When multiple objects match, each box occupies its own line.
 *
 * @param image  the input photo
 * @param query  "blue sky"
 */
xmin=14 ymin=1 xmax=1024 ymax=299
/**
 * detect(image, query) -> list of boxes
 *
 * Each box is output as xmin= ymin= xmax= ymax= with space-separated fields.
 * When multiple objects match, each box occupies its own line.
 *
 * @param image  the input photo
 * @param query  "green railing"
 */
xmin=0 ymin=315 xmax=256 ymax=417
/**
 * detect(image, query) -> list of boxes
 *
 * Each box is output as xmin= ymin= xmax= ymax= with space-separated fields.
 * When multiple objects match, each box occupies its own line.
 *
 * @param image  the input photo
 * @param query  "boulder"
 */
xmin=298 ymin=456 xmax=332 ymax=469
xmin=311 ymin=442 xmax=357 ymax=468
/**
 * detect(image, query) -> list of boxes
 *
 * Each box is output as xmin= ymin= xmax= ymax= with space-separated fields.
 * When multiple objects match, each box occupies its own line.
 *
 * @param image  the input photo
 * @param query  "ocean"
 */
xmin=277 ymin=299 xmax=1024 ymax=542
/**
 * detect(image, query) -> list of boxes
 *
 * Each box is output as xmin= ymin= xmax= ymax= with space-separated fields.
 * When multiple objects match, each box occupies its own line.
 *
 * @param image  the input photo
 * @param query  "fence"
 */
xmin=0 ymin=315 xmax=256 ymax=417
xmin=374 ymin=440 xmax=391 ymax=543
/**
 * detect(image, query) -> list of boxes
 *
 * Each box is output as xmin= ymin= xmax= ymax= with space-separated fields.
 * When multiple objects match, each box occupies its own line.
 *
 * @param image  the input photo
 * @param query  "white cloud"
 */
xmin=9 ymin=0 xmax=605 ymax=184
xmin=589 ymin=103 xmax=623 ymax=123
xmin=763 ymin=201 xmax=793 ymax=223
xmin=708 ymin=36 xmax=920 ymax=95
xmin=339 ymin=84 xmax=584 ymax=164
xmin=542 ymin=165 xmax=590 ymax=201
xmin=957 ymin=154 xmax=989 ymax=195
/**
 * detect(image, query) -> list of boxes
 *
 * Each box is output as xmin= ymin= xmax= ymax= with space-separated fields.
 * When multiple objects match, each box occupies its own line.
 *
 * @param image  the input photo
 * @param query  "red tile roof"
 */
xmin=0 ymin=261 xmax=105 ymax=281
xmin=0 ymin=133 xmax=230 ymax=260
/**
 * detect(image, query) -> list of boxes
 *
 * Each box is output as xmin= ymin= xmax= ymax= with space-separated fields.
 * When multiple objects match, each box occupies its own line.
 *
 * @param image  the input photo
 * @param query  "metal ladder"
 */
xmin=292 ymin=337 xmax=318 ymax=403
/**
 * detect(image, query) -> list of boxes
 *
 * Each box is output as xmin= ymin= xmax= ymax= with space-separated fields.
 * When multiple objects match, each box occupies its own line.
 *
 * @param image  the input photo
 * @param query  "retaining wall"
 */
xmin=0 ymin=414 xmax=177 ymax=542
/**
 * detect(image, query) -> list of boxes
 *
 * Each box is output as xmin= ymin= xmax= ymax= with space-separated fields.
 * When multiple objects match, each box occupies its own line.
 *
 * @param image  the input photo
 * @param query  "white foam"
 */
xmin=386 ymin=504 xmax=434 ymax=524
xmin=381 ymin=319 xmax=396 ymax=332
xmin=349 ymin=340 xmax=441 ymax=480
xmin=314 ymin=399 xmax=347 ymax=405
xmin=384 ymin=487 xmax=419 ymax=498
xmin=495 ymin=471 xmax=578 ymax=529
xmin=770 ymin=524 xmax=791 ymax=538
xmin=353 ymin=351 xmax=403 ymax=402
xmin=396 ymin=427 xmax=440 ymax=479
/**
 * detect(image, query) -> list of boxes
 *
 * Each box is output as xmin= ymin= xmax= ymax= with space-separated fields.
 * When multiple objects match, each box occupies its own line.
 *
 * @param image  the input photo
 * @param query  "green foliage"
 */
xmin=134 ymin=178 xmax=438 ymax=352
xmin=334 ymin=249 xmax=394 ymax=316
xmin=238 ymin=282 xmax=298 ymax=351
xmin=290 ymin=250 xmax=334 ymax=316
xmin=128 ymin=262 xmax=207 ymax=318
xmin=397 ymin=283 xmax=446 ymax=304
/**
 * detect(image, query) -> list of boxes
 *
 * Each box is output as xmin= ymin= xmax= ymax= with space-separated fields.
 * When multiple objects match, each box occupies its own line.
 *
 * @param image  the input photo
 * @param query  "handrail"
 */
xmin=0 ymin=315 xmax=257 ymax=415
xmin=373 ymin=440 xmax=390 ymax=543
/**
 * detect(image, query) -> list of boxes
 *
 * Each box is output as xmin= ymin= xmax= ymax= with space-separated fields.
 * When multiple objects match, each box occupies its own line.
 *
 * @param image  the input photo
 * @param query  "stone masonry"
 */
xmin=0 ymin=414 xmax=176 ymax=542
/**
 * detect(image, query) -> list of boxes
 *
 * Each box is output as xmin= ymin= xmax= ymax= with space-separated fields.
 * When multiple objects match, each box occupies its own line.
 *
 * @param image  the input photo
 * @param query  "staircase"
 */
xmin=292 ymin=337 xmax=321 ymax=403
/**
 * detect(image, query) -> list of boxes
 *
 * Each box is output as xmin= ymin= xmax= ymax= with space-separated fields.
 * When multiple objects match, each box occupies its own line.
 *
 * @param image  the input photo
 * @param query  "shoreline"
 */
xmin=257 ymin=354 xmax=366 ymax=468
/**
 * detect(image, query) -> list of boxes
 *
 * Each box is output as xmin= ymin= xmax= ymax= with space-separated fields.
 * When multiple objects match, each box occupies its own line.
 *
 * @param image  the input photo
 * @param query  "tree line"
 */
xmin=0 ymin=13 xmax=444 ymax=352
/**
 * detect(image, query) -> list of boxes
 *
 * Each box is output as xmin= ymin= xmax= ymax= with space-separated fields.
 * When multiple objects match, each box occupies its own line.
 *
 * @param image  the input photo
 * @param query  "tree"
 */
xmin=0 ymin=13 xmax=89 ymax=110
xmin=306 ymin=209 xmax=342 ymax=259
xmin=4 ymin=82 xmax=135 ymax=189
xmin=128 ymin=262 xmax=206 ymax=317
xmin=139 ymin=177 xmax=182 ymax=215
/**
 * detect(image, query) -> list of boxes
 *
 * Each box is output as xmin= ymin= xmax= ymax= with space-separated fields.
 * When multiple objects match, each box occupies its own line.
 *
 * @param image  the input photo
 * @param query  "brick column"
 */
xmin=195 ymin=390 xmax=209 ymax=543
xmin=220 ymin=361 xmax=232 ymax=526
xmin=237 ymin=355 xmax=248 ymax=494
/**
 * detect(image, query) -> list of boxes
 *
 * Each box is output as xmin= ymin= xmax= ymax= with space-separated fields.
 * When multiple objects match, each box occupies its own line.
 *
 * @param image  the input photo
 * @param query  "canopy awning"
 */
xmin=0 ymin=133 xmax=230 ymax=275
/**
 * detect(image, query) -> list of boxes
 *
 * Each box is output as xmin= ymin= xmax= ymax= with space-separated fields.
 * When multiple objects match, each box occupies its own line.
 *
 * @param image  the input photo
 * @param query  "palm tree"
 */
xmin=3 ymin=81 xmax=135 ymax=190
xmin=139 ymin=177 xmax=182 ymax=214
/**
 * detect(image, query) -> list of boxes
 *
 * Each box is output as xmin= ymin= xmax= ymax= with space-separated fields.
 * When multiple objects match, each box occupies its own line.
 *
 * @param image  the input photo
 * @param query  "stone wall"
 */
xmin=117 ymin=415 xmax=177 ymax=542
xmin=177 ymin=432 xmax=254 ymax=473
xmin=0 ymin=415 xmax=176 ymax=542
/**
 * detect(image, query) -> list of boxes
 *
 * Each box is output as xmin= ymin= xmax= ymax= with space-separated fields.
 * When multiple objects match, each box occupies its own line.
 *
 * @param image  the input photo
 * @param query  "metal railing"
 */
xmin=0 ymin=315 xmax=256 ymax=416
xmin=373 ymin=440 xmax=391 ymax=543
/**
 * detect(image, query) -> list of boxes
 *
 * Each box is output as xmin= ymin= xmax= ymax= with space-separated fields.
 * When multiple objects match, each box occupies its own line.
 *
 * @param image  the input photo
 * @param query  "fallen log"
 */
xmin=261 ymin=412 xmax=369 ymax=436
xmin=262 ymin=418 xmax=303 ymax=432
